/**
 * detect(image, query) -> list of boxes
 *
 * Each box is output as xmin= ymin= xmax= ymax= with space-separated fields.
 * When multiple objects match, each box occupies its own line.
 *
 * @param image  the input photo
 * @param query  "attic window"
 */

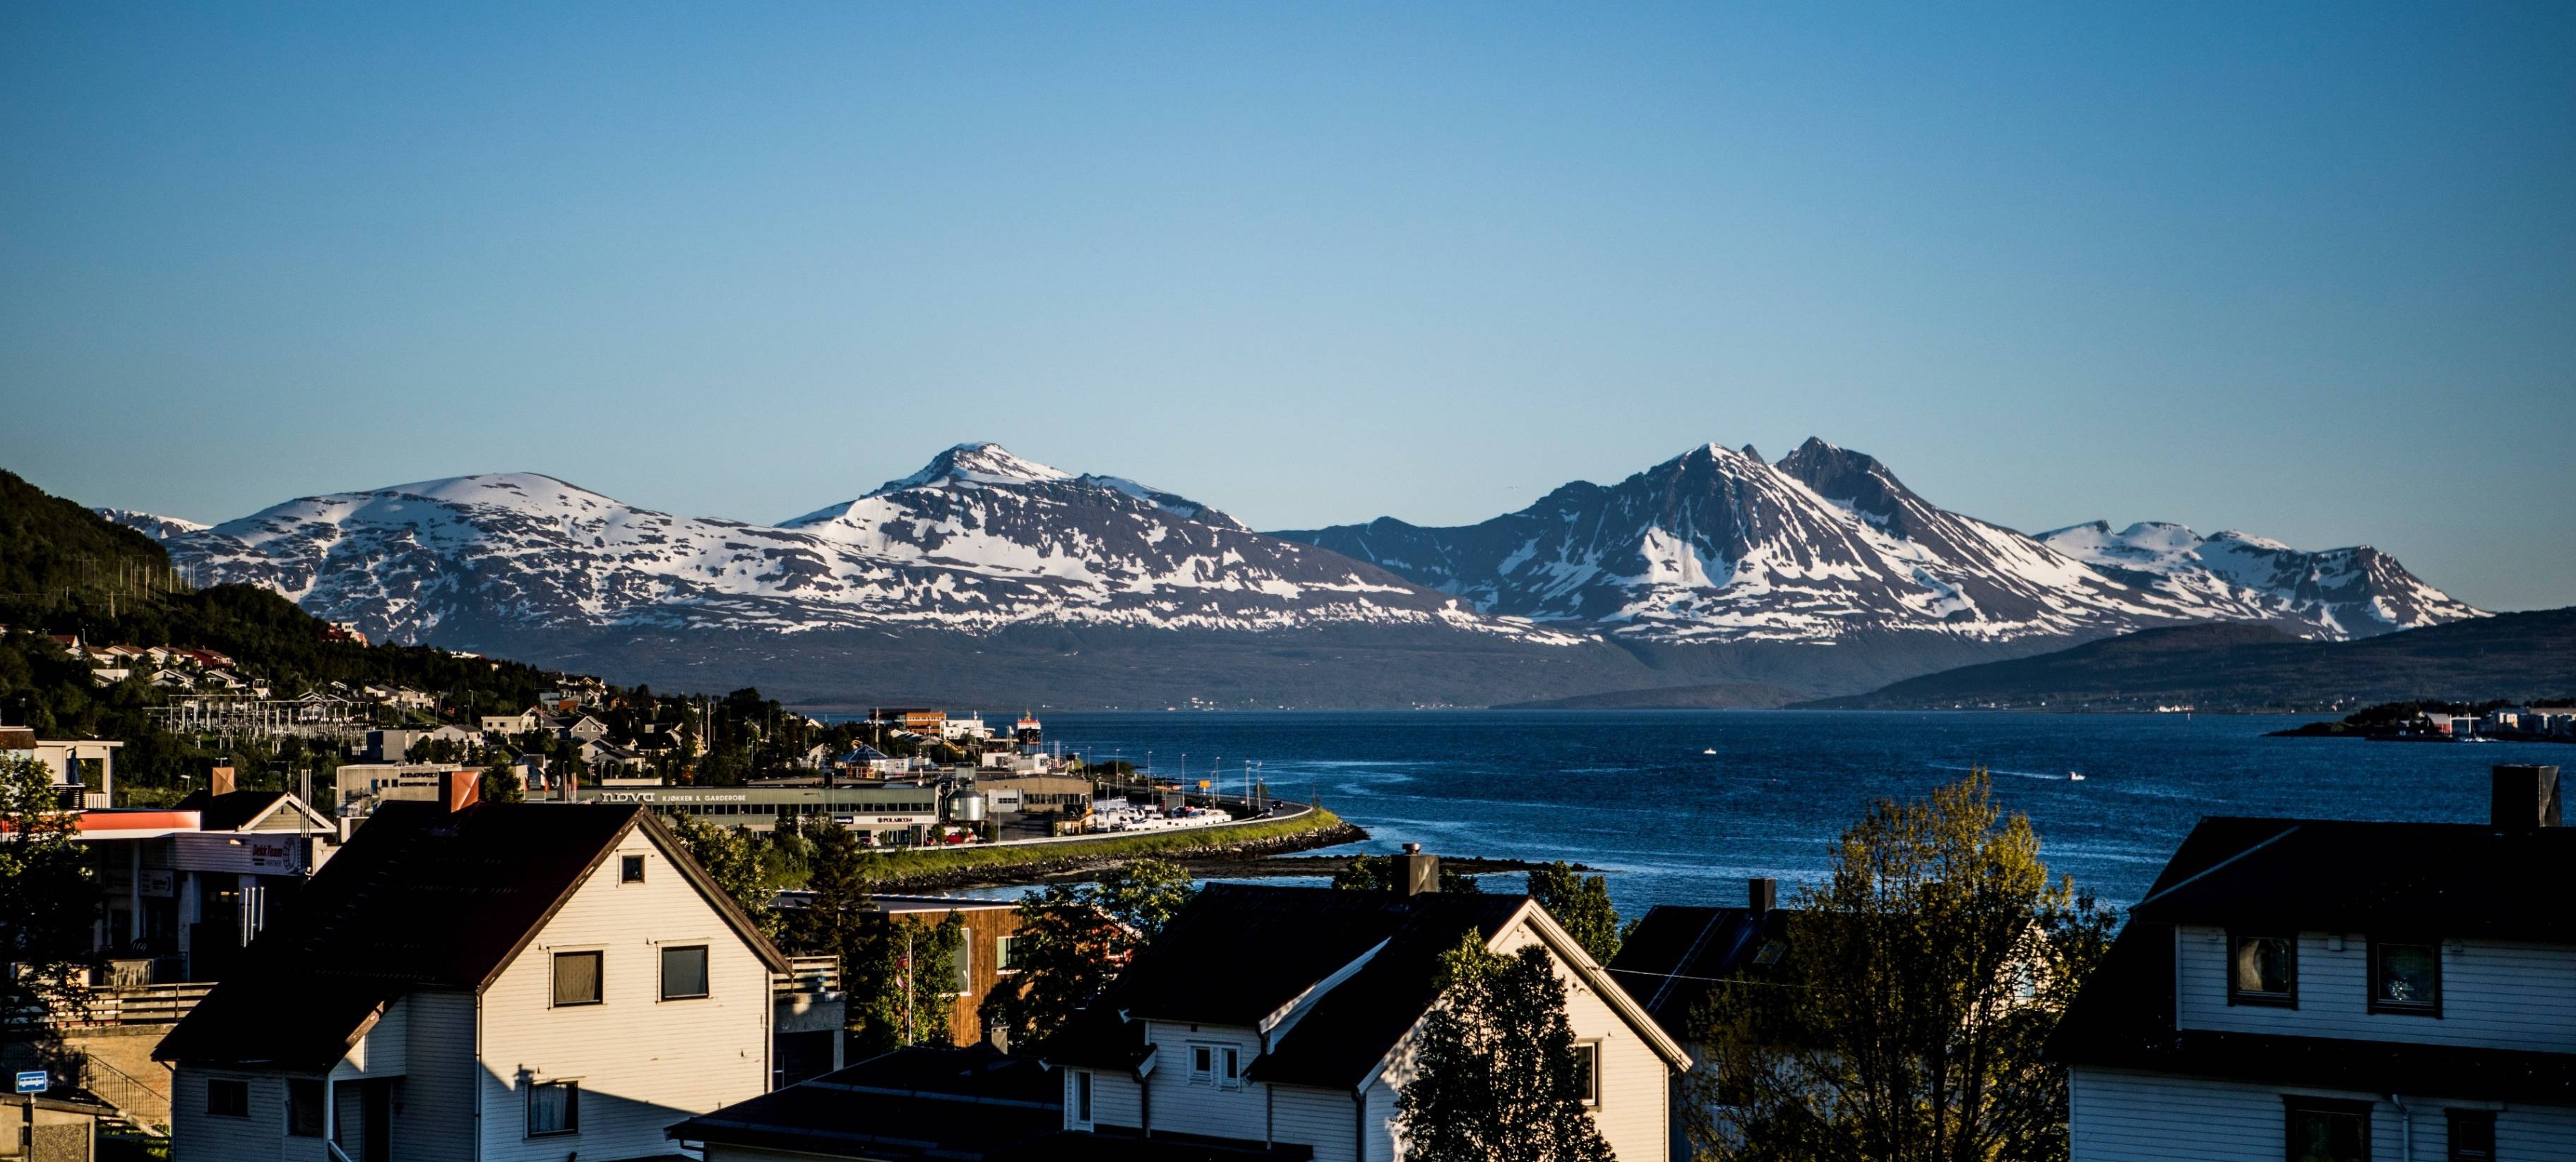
xmin=621 ymin=854 xmax=645 ymax=883
xmin=2230 ymin=933 xmax=2296 ymax=1007
xmin=1570 ymin=1041 xmax=1599 ymax=1107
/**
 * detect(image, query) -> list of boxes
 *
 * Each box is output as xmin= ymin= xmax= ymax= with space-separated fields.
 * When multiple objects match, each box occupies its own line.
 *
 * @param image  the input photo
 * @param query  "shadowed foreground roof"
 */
xmin=669 ymin=1044 xmax=1061 ymax=1160
xmin=157 ymin=801 xmax=783 ymax=1071
xmin=2128 ymin=816 xmax=2576 ymax=941
xmin=1044 ymin=883 xmax=1530 ymax=1089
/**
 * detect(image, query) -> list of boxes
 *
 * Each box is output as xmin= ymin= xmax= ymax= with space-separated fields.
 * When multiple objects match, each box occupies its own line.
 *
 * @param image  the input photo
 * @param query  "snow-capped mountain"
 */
xmin=1272 ymin=438 xmax=2480 ymax=644
xmin=135 ymin=445 xmax=1578 ymax=647
xmin=2034 ymin=520 xmax=2481 ymax=638
xmin=95 ymin=509 xmax=208 ymax=542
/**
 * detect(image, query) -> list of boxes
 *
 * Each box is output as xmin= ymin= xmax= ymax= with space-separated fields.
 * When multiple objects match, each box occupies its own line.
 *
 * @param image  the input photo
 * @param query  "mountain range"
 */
xmin=100 ymin=439 xmax=2484 ymax=707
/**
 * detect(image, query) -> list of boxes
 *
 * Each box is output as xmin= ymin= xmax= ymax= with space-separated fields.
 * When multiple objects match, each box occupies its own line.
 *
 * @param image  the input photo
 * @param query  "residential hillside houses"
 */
xmin=1 ymin=724 xmax=121 ymax=808
xmin=154 ymin=789 xmax=824 ymax=1162
xmin=2050 ymin=763 xmax=2575 ymax=1162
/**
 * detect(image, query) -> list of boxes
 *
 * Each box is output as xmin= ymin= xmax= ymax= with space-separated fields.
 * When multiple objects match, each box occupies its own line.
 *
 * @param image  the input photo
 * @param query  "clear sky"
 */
xmin=5 ymin=3 xmax=2570 ymax=610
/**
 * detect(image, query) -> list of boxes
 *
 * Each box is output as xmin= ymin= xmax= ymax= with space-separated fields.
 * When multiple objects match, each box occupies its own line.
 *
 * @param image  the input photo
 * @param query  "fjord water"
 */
xmin=1044 ymin=710 xmax=2566 ymax=916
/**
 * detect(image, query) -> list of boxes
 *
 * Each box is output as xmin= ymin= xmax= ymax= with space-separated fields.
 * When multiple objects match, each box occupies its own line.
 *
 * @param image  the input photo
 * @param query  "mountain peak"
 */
xmin=876 ymin=443 xmax=1071 ymax=493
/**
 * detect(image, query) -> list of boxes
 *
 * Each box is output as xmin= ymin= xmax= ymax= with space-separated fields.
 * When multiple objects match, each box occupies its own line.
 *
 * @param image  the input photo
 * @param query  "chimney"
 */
xmin=2491 ymin=765 xmax=2561 ymax=829
xmin=208 ymin=765 xmax=236 ymax=796
xmin=1399 ymin=842 xmax=1439 ymax=897
xmin=1748 ymin=876 xmax=1778 ymax=914
xmin=440 ymin=769 xmax=480 ymax=814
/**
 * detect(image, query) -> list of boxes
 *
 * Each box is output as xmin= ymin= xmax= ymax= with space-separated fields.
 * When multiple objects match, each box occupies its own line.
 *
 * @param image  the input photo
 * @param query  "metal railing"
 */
xmin=774 ymin=954 xmax=840 ymax=995
xmin=77 ymin=1053 xmax=170 ymax=1135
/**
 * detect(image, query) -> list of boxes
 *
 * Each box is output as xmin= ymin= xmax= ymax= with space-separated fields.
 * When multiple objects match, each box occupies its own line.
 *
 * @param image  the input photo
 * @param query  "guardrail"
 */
xmin=773 ymin=954 xmax=840 ymax=995
xmin=44 ymin=982 xmax=212 ymax=1027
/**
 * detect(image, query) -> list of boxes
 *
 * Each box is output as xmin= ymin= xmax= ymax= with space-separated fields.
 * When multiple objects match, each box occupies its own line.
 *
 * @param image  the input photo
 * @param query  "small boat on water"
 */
xmin=2068 ymin=771 xmax=2087 ymax=781
xmin=1703 ymin=748 xmax=1718 ymax=755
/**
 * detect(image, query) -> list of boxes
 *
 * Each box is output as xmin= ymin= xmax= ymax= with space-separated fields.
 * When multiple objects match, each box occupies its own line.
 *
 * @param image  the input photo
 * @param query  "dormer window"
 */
xmin=2368 ymin=940 xmax=2441 ymax=1015
xmin=2230 ymin=933 xmax=2296 ymax=1007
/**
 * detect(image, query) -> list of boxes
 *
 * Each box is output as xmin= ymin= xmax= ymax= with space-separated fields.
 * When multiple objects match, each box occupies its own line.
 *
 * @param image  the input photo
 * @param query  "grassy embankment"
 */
xmin=854 ymin=805 xmax=1351 ymax=887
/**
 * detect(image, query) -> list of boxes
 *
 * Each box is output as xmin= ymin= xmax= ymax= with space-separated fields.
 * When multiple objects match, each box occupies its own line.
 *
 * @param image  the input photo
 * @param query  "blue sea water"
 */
xmin=1031 ymin=709 xmax=2569 ymax=917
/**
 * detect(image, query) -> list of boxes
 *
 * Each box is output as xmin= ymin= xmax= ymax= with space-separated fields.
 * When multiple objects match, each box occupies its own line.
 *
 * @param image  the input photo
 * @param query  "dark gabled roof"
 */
xmin=1118 ymin=884 xmax=1471 ymax=1028
xmin=157 ymin=802 xmax=786 ymax=1071
xmin=1039 ymin=884 xmax=1529 ymax=1089
xmin=2048 ymin=922 xmax=2576 ymax=1105
xmin=667 ymin=1044 xmax=1061 ymax=1161
xmin=1251 ymin=892 xmax=1532 ymax=1089
xmin=1603 ymin=905 xmax=1791 ymax=1043
xmin=2129 ymin=817 xmax=2576 ymax=941
xmin=994 ymin=1130 xmax=1314 ymax=1162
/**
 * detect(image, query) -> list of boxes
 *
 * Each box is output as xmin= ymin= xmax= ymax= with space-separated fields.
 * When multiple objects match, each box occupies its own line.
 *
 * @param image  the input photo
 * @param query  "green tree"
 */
xmin=1685 ymin=772 xmax=2118 ymax=1162
xmin=978 ymin=858 xmax=1199 ymax=1053
xmin=1526 ymin=861 xmax=1621 ymax=964
xmin=789 ymin=819 xmax=872 ymax=962
xmin=0 ymin=755 xmax=101 ymax=1061
xmin=849 ymin=911 xmax=966 ymax=1053
xmin=667 ymin=811 xmax=777 ymax=938
xmin=1398 ymin=935 xmax=1615 ymax=1162
xmin=478 ymin=761 xmax=526 ymax=805
xmin=1091 ymin=858 xmax=1194 ymax=941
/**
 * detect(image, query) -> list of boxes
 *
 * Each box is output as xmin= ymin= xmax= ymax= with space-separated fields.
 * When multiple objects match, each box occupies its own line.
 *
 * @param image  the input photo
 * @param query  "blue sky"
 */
xmin=5 ymin=3 xmax=2570 ymax=609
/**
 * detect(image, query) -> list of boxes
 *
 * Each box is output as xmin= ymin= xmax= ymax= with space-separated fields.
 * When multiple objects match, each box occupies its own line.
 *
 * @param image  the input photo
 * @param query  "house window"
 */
xmin=552 ymin=950 xmax=603 ymax=1007
xmin=1072 ymin=1070 xmax=1095 ymax=1129
xmin=2232 ymin=933 xmax=2297 ymax=1007
xmin=1570 ymin=1041 xmax=1600 ymax=1107
xmin=2445 ymin=1110 xmax=2495 ymax=1161
xmin=527 ymin=1079 xmax=579 ymax=1137
xmin=286 ymin=1079 xmax=325 ymax=1137
xmin=2284 ymin=1096 xmax=2370 ymax=1162
xmin=1190 ymin=1044 xmax=1214 ymax=1082
xmin=205 ymin=1077 xmax=249 ymax=1118
xmin=621 ymin=854 xmax=645 ymax=883
xmin=996 ymin=935 xmax=1022 ymax=971
xmin=661 ymin=945 xmax=710 ymax=1000
xmin=1220 ymin=1046 xmax=1241 ymax=1089
xmin=2369 ymin=940 xmax=2440 ymax=1014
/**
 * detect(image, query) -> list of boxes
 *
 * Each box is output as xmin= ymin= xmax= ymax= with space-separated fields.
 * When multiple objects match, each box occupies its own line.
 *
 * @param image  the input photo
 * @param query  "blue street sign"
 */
xmin=12 ymin=1071 xmax=43 ymax=1094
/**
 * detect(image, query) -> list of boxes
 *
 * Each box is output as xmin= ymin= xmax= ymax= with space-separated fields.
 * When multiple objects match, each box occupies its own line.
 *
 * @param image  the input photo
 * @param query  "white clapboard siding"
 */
xmin=2175 ymin=926 xmax=2576 ymax=1052
xmin=333 ymin=997 xmax=406 ymax=1079
xmin=2073 ymin=1067 xmax=2576 ymax=1162
xmin=169 ymin=1070 xmax=318 ymax=1161
xmin=1139 ymin=1021 xmax=1267 ymax=1139
xmin=1492 ymin=923 xmax=1673 ymax=1162
xmin=398 ymin=988 xmax=477 ymax=1162
xmin=1273 ymin=1084 xmax=1361 ymax=1162
xmin=476 ymin=828 xmax=773 ymax=1162
xmin=1065 ymin=1066 xmax=1145 ymax=1131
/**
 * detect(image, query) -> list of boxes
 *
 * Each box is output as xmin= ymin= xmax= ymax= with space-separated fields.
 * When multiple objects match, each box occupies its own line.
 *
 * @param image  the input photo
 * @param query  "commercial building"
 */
xmin=576 ymin=782 xmax=944 ymax=844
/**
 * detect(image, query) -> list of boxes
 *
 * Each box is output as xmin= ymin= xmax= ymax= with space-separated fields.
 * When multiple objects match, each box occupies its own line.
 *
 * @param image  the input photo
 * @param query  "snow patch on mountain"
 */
xmin=154 ymin=448 xmax=1585 ymax=649
xmin=98 ymin=509 xmax=210 ymax=542
xmin=1276 ymin=437 xmax=2482 ymax=645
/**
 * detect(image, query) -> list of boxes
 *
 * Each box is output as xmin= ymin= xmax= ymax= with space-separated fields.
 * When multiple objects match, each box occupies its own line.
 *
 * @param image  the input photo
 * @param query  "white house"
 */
xmin=1042 ymin=851 xmax=1689 ymax=1162
xmin=2053 ymin=763 xmax=2576 ymax=1162
xmin=155 ymin=786 xmax=794 ymax=1162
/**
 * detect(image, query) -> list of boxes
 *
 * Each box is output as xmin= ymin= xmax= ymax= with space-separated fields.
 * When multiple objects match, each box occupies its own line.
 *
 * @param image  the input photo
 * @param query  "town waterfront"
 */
xmin=1038 ymin=709 xmax=2572 ymax=914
